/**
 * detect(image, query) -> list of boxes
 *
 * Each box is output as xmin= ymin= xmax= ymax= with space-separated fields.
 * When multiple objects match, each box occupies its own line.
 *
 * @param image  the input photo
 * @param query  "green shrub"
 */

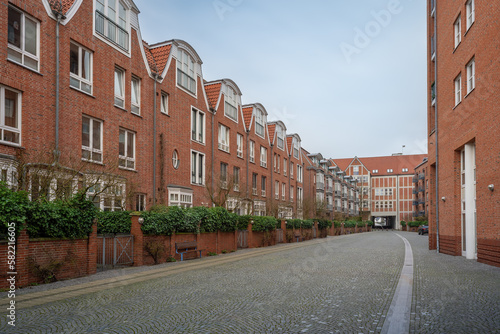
xmin=333 ymin=221 xmax=341 ymax=228
xmin=317 ymin=219 xmax=332 ymax=230
xmin=301 ymin=219 xmax=314 ymax=229
xmin=252 ymin=216 xmax=277 ymax=232
xmin=356 ymin=221 xmax=366 ymax=227
xmin=0 ymin=182 xmax=30 ymax=236
xmin=201 ymin=207 xmax=237 ymax=233
xmin=344 ymin=221 xmax=356 ymax=228
xmin=236 ymin=215 xmax=252 ymax=230
xmin=286 ymin=219 xmax=302 ymax=229
xmin=366 ymin=221 xmax=373 ymax=226
xmin=408 ymin=221 xmax=426 ymax=227
xmin=141 ymin=210 xmax=176 ymax=235
xmin=182 ymin=206 xmax=208 ymax=233
xmin=400 ymin=220 xmax=407 ymax=227
xmin=97 ymin=211 xmax=131 ymax=234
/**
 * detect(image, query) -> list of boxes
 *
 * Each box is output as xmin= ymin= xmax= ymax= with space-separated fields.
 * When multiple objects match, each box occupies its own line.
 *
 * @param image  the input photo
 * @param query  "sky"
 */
xmin=133 ymin=0 xmax=428 ymax=159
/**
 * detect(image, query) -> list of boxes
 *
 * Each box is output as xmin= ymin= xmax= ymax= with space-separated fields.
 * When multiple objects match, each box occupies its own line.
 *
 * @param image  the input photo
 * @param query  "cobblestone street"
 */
xmin=2 ymin=232 xmax=499 ymax=333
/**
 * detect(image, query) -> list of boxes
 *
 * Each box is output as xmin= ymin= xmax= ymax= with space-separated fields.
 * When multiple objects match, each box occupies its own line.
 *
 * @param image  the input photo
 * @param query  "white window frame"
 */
xmin=466 ymin=59 xmax=475 ymax=94
xmin=233 ymin=167 xmax=240 ymax=192
xmin=260 ymin=146 xmax=267 ymax=168
xmin=191 ymin=108 xmax=205 ymax=144
xmin=275 ymin=181 xmax=279 ymax=200
xmin=283 ymin=158 xmax=287 ymax=176
xmin=0 ymin=86 xmax=21 ymax=146
xmin=224 ymin=86 xmax=238 ymax=122
xmin=220 ymin=162 xmax=228 ymax=189
xmin=276 ymin=126 xmax=284 ymax=150
xmin=176 ymin=49 xmax=196 ymax=95
xmin=237 ymin=133 xmax=243 ymax=158
xmin=293 ymin=140 xmax=299 ymax=159
xmin=119 ymin=128 xmax=135 ymax=170
xmin=255 ymin=110 xmax=265 ymax=138
xmin=87 ymin=178 xmax=125 ymax=212
xmin=297 ymin=165 xmax=303 ymax=183
xmin=7 ymin=5 xmax=40 ymax=71
xmin=81 ymin=115 xmax=102 ymax=163
xmin=70 ymin=42 xmax=93 ymax=94
xmin=466 ymin=0 xmax=475 ymax=30
xmin=94 ymin=0 xmax=130 ymax=52
xmin=114 ymin=67 xmax=125 ymax=108
xmin=135 ymin=193 xmax=146 ymax=211
xmin=282 ymin=183 xmax=286 ymax=201
xmin=218 ymin=124 xmax=230 ymax=152
xmin=249 ymin=140 xmax=255 ymax=163
xmin=290 ymin=162 xmax=294 ymax=178
xmin=131 ymin=76 xmax=140 ymax=115
xmin=0 ymin=159 xmax=18 ymax=189
xmin=161 ymin=92 xmax=169 ymax=115
xmin=297 ymin=187 xmax=303 ymax=206
xmin=191 ymin=150 xmax=205 ymax=186
xmin=261 ymin=176 xmax=266 ymax=197
xmin=290 ymin=186 xmax=294 ymax=202
xmin=455 ymin=74 xmax=462 ymax=106
xmin=454 ymin=16 xmax=461 ymax=49
xmin=168 ymin=187 xmax=193 ymax=208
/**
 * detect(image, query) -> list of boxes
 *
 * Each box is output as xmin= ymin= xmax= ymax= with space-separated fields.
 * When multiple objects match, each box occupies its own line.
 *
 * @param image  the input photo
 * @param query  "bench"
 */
xmin=294 ymin=231 xmax=303 ymax=242
xmin=175 ymin=241 xmax=204 ymax=261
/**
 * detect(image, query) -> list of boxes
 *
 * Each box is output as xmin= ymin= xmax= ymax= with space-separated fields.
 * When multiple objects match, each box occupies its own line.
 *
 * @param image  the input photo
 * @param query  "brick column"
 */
xmin=87 ymin=220 xmax=97 ymax=275
xmin=16 ymin=228 xmax=29 ymax=288
xmin=130 ymin=214 xmax=143 ymax=267
xmin=341 ymin=222 xmax=344 ymax=235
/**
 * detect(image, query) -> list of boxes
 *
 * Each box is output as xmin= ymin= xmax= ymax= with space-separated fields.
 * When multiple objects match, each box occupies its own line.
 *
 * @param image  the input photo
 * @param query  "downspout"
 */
xmin=270 ymin=145 xmax=274 ymax=215
xmin=52 ymin=3 xmax=65 ymax=165
xmin=150 ymin=55 xmax=162 ymax=207
xmin=434 ymin=3 xmax=440 ymax=253
xmin=246 ymin=130 xmax=250 ymax=198
xmin=210 ymin=108 xmax=216 ymax=198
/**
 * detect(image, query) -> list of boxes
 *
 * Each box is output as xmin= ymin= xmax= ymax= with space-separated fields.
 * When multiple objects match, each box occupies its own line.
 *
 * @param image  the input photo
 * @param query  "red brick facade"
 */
xmin=427 ymin=0 xmax=500 ymax=266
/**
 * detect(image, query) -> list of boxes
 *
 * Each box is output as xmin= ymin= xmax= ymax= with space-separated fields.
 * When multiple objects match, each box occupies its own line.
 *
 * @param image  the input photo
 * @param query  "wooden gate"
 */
xmin=237 ymin=230 xmax=248 ymax=248
xmin=97 ymin=234 xmax=134 ymax=271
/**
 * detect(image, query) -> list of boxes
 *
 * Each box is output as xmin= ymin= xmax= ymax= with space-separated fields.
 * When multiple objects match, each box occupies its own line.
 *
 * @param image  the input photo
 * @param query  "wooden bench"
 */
xmin=175 ymin=241 xmax=204 ymax=261
xmin=294 ymin=231 xmax=303 ymax=242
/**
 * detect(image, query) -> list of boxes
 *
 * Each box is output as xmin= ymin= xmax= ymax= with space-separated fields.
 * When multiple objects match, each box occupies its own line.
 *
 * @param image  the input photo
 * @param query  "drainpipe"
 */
xmin=52 ymin=3 xmax=65 ymax=165
xmin=246 ymin=130 xmax=250 ymax=198
xmin=150 ymin=54 xmax=162 ymax=207
xmin=210 ymin=108 xmax=216 ymax=198
xmin=434 ymin=3 xmax=440 ymax=253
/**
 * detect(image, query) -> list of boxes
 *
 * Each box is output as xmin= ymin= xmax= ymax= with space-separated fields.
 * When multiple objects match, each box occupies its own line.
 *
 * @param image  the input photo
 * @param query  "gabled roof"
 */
xmin=61 ymin=0 xmax=76 ymax=13
xmin=331 ymin=154 xmax=428 ymax=176
xmin=267 ymin=123 xmax=276 ymax=144
xmin=286 ymin=137 xmax=293 ymax=155
xmin=242 ymin=107 xmax=253 ymax=131
xmin=143 ymin=42 xmax=172 ymax=75
xmin=330 ymin=158 xmax=352 ymax=171
xmin=204 ymin=82 xmax=222 ymax=110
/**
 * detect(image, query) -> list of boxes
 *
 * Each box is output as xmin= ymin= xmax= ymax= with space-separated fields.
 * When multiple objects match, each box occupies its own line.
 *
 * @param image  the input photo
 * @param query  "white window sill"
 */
xmin=70 ymin=85 xmax=95 ymax=98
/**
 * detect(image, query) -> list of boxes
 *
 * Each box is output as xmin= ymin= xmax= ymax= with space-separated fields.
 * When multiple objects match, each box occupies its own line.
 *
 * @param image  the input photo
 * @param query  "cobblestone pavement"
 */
xmin=1 ymin=232 xmax=499 ymax=333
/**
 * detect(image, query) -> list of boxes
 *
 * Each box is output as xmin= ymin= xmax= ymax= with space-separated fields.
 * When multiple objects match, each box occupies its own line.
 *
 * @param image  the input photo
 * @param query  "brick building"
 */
xmin=413 ymin=158 xmax=429 ymax=219
xmin=427 ymin=0 xmax=500 ymax=266
xmin=0 ymin=0 xmax=327 ymax=219
xmin=331 ymin=154 xmax=427 ymax=229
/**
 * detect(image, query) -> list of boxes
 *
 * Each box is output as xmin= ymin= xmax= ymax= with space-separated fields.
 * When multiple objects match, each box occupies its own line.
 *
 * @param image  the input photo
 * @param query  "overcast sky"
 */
xmin=133 ymin=0 xmax=428 ymax=159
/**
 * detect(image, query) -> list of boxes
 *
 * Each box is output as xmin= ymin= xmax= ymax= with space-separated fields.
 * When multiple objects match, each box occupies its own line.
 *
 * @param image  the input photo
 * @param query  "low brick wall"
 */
xmin=477 ymin=239 xmax=500 ymax=268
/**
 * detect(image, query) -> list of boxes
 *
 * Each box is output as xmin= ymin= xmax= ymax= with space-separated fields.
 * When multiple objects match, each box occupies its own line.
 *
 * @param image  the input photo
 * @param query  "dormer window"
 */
xmin=177 ymin=49 xmax=196 ymax=95
xmin=95 ymin=0 xmax=129 ymax=51
xmin=387 ymin=169 xmax=393 ymax=173
xmin=372 ymin=169 xmax=378 ymax=174
xmin=293 ymin=139 xmax=299 ymax=159
xmin=255 ymin=110 xmax=265 ymax=138
xmin=224 ymin=86 xmax=238 ymax=122
xmin=276 ymin=126 xmax=284 ymax=150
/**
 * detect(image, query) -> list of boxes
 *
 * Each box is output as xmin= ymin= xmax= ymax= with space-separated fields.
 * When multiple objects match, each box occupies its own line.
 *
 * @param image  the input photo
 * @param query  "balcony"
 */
xmin=419 ymin=187 xmax=425 ymax=193
xmin=413 ymin=201 xmax=419 ymax=206
xmin=412 ymin=189 xmax=418 ymax=195
xmin=341 ymin=192 xmax=348 ymax=199
xmin=326 ymin=204 xmax=333 ymax=211
xmin=335 ymin=206 xmax=342 ymax=212
xmin=334 ymin=190 xmax=341 ymax=197
xmin=95 ymin=11 xmax=129 ymax=51
xmin=325 ymin=185 xmax=333 ymax=194
xmin=418 ymin=173 xmax=425 ymax=180
xmin=419 ymin=199 xmax=426 ymax=205
xmin=412 ymin=176 xmax=418 ymax=183
xmin=316 ymin=182 xmax=324 ymax=191
xmin=413 ymin=211 xmax=418 ymax=217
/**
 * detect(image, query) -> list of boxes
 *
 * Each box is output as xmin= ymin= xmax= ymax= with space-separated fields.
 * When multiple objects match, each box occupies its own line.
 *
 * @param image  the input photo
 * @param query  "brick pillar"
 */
xmin=247 ymin=220 xmax=254 ymax=248
xmin=87 ymin=220 xmax=97 ymax=275
xmin=16 ymin=228 xmax=29 ymax=288
xmin=341 ymin=222 xmax=344 ymax=235
xmin=281 ymin=219 xmax=286 ymax=230
xmin=130 ymin=214 xmax=143 ymax=267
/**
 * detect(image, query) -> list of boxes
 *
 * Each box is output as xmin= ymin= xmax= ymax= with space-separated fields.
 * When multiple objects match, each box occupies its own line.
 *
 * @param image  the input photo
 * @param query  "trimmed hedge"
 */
xmin=236 ymin=215 xmax=252 ymax=230
xmin=408 ymin=221 xmax=427 ymax=227
xmin=252 ymin=216 xmax=278 ymax=232
xmin=333 ymin=221 xmax=341 ymax=228
xmin=344 ymin=221 xmax=357 ymax=228
xmin=0 ymin=182 xmax=30 ymax=236
xmin=286 ymin=219 xmax=302 ymax=229
xmin=317 ymin=219 xmax=332 ymax=230
xmin=97 ymin=211 xmax=131 ymax=234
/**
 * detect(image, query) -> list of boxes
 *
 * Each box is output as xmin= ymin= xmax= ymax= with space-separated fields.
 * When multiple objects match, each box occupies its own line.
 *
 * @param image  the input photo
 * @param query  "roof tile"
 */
xmin=242 ymin=107 xmax=253 ymax=131
xmin=204 ymin=83 xmax=222 ymax=109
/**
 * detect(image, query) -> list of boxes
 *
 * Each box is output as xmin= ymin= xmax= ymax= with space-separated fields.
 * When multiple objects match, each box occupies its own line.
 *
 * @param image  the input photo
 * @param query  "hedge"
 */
xmin=317 ymin=219 xmax=332 ymax=230
xmin=286 ymin=219 xmax=302 ymax=229
xmin=236 ymin=215 xmax=252 ymax=230
xmin=344 ymin=221 xmax=357 ymax=228
xmin=0 ymin=182 xmax=30 ymax=236
xmin=97 ymin=211 xmax=132 ymax=234
xmin=251 ymin=216 xmax=278 ymax=232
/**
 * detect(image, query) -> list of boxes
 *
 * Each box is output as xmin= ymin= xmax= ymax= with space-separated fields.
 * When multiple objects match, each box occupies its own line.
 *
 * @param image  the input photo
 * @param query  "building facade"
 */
xmin=0 ymin=0 xmax=351 ymax=220
xmin=427 ymin=0 xmax=500 ymax=266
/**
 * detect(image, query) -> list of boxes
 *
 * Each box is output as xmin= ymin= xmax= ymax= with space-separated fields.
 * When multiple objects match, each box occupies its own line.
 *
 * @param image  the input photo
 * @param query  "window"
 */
xmin=114 ymin=67 xmax=125 ymax=108
xmin=290 ymin=186 xmax=294 ymax=202
xmin=290 ymin=162 xmax=294 ymax=178
xmin=220 ymin=163 xmax=228 ymax=189
xmin=454 ymin=16 xmax=461 ymax=49
xmin=275 ymin=181 xmax=279 ymax=199
xmin=168 ymin=187 xmax=193 ymax=208
xmin=82 ymin=116 xmax=102 ymax=163
xmin=191 ymin=151 xmax=205 ymax=185
xmin=8 ymin=6 xmax=39 ymax=71
xmin=466 ymin=0 xmax=475 ymax=30
xmin=191 ymin=108 xmax=205 ymax=144
xmin=261 ymin=176 xmax=266 ymax=197
xmin=260 ymin=146 xmax=267 ymax=168
xmin=237 ymin=133 xmax=243 ymax=158
xmin=293 ymin=140 xmax=299 ymax=159
xmin=353 ymin=166 xmax=359 ymax=175
xmin=161 ymin=92 xmax=168 ymax=114
xmin=135 ymin=193 xmax=146 ymax=211
xmin=282 ymin=183 xmax=286 ymax=201
xmin=297 ymin=187 xmax=303 ymax=206
xmin=297 ymin=165 xmax=303 ymax=183
xmin=455 ymin=75 xmax=462 ymax=106
xmin=172 ymin=150 xmax=180 ymax=169
xmin=131 ymin=76 xmax=140 ymax=115
xmin=233 ymin=167 xmax=240 ymax=192
xmin=87 ymin=179 xmax=125 ymax=212
xmin=402 ymin=168 xmax=409 ymax=172
xmin=372 ymin=169 xmax=378 ymax=174
xmin=119 ymin=128 xmax=135 ymax=170
xmin=224 ymin=86 xmax=238 ymax=122
xmin=276 ymin=126 xmax=284 ymax=150
xmin=177 ymin=49 xmax=196 ymax=94
xmin=218 ymin=124 xmax=230 ymax=152
xmin=249 ymin=140 xmax=255 ymax=163
xmin=387 ymin=169 xmax=393 ymax=173
xmin=467 ymin=59 xmax=475 ymax=94
xmin=252 ymin=173 xmax=258 ymax=195
xmin=284 ymin=158 xmax=287 ymax=176
xmin=255 ymin=110 xmax=265 ymax=137
xmin=0 ymin=86 xmax=21 ymax=145
xmin=70 ymin=42 xmax=92 ymax=94
xmin=95 ymin=0 xmax=129 ymax=51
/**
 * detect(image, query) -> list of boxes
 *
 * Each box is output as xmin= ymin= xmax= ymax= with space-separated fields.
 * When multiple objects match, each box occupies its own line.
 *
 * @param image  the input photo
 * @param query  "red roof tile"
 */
xmin=330 ymin=158 xmax=353 ymax=171
xmin=332 ymin=155 xmax=427 ymax=176
xmin=286 ymin=137 xmax=293 ymax=155
xmin=49 ymin=0 xmax=76 ymax=14
xmin=267 ymin=124 xmax=276 ymax=145
xmin=149 ymin=45 xmax=172 ymax=74
xmin=204 ymin=83 xmax=222 ymax=109
xmin=242 ymin=107 xmax=253 ymax=131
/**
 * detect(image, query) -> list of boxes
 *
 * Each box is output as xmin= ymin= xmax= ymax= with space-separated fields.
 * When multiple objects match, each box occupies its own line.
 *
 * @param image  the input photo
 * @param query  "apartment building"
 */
xmin=427 ymin=0 xmax=500 ymax=266
xmin=413 ymin=158 xmax=429 ymax=219
xmin=331 ymin=154 xmax=427 ymax=229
